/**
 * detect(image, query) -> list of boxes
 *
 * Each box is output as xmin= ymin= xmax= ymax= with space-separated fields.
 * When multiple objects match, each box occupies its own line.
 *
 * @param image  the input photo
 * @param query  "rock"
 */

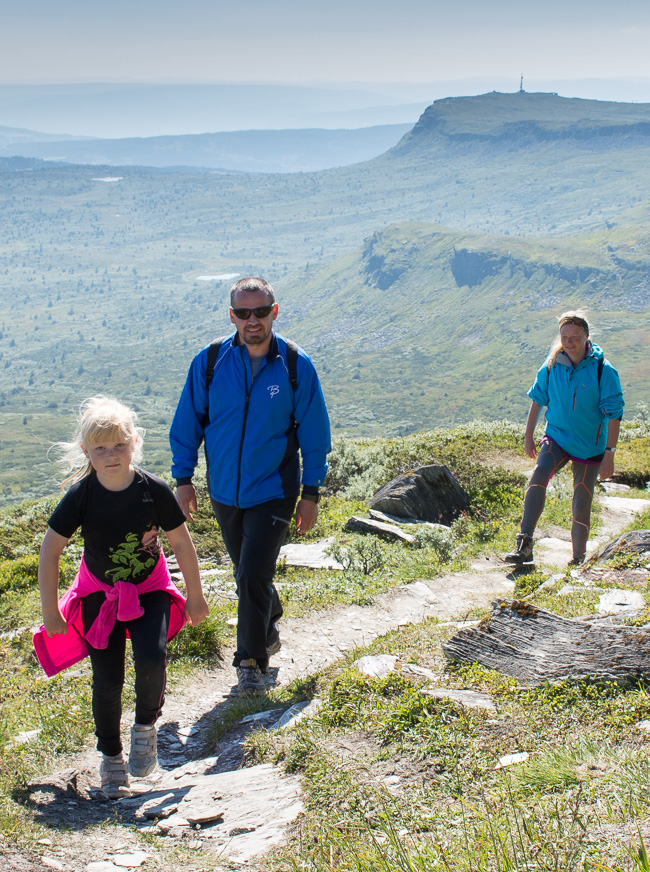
xmin=345 ymin=516 xmax=416 ymax=543
xmin=589 ymin=529 xmax=650 ymax=565
xmin=41 ymin=859 xmax=65 ymax=870
xmin=185 ymin=807 xmax=225 ymax=826
xmin=353 ymin=655 xmax=398 ymax=677
xmin=111 ymin=854 xmax=149 ymax=869
xmin=87 ymin=863 xmax=120 ymax=872
xmin=279 ymin=537 xmax=344 ymax=569
xmin=598 ymin=589 xmax=645 ymax=614
xmin=444 ymin=598 xmax=650 ymax=686
xmin=495 ymin=752 xmax=529 ymax=769
xmin=422 ymin=687 xmax=496 ymax=711
xmin=368 ymin=464 xmax=469 ymax=525
xmin=270 ymin=699 xmax=321 ymax=731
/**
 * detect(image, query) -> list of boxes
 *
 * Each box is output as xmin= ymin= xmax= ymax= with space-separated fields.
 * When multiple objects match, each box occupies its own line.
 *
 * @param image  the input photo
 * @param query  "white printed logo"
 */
xmin=268 ymin=385 xmax=280 ymax=398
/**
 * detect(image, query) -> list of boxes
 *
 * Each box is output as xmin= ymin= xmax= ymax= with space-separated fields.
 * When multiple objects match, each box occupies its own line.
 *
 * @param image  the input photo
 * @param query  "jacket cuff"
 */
xmin=176 ymin=477 xmax=194 ymax=487
xmin=301 ymin=486 xmax=320 ymax=503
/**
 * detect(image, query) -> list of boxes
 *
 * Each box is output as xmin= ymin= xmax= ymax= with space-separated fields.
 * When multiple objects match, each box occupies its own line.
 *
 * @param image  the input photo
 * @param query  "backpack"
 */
xmin=205 ymin=335 xmax=299 ymax=392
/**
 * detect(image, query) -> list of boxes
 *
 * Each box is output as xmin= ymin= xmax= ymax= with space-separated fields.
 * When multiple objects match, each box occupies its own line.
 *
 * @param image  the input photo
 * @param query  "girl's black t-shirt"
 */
xmin=48 ymin=469 xmax=187 ymax=585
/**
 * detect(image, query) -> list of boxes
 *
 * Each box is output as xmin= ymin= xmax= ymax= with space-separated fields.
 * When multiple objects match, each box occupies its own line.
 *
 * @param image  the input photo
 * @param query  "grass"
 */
xmin=0 ymin=422 xmax=649 ymax=868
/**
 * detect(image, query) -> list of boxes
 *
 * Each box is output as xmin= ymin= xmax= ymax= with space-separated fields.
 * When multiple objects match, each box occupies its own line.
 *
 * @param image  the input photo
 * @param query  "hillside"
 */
xmin=0 ymin=124 xmax=413 ymax=173
xmin=1 ymin=91 xmax=650 ymax=502
xmin=282 ymin=218 xmax=650 ymax=436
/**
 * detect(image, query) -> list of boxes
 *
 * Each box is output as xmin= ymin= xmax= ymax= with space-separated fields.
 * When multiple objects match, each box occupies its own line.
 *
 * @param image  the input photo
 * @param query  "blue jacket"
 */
xmin=170 ymin=332 xmax=331 ymax=508
xmin=527 ymin=342 xmax=624 ymax=459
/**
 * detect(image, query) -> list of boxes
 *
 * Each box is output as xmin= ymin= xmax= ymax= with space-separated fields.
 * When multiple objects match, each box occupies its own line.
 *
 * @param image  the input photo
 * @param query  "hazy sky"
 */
xmin=3 ymin=0 xmax=650 ymax=86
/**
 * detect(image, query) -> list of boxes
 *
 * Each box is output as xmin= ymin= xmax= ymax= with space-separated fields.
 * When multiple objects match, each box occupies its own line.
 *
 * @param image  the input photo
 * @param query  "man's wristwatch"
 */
xmin=605 ymin=446 xmax=616 ymax=454
xmin=301 ymin=490 xmax=320 ymax=503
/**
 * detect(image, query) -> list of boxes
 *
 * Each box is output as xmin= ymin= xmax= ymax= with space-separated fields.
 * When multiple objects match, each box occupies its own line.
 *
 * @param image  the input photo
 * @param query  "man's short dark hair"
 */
xmin=230 ymin=277 xmax=276 ymax=306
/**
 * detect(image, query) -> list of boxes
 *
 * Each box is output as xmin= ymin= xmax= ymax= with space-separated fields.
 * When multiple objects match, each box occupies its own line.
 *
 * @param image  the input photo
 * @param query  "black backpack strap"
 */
xmin=205 ymin=336 xmax=227 ymax=390
xmin=285 ymin=339 xmax=299 ymax=392
xmin=597 ymin=357 xmax=604 ymax=386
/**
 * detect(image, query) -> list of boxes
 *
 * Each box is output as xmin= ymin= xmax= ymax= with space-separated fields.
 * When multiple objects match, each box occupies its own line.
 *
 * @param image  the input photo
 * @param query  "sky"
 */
xmin=3 ymin=0 xmax=650 ymax=87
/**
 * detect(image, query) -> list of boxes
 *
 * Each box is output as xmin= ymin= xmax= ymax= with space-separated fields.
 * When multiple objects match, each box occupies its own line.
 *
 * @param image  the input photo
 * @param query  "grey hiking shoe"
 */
xmin=504 ymin=534 xmax=534 ymax=564
xmin=100 ymin=752 xmax=131 ymax=799
xmin=237 ymin=658 xmax=266 ymax=694
xmin=129 ymin=724 xmax=157 ymax=778
xmin=568 ymin=554 xmax=585 ymax=568
xmin=266 ymin=622 xmax=281 ymax=658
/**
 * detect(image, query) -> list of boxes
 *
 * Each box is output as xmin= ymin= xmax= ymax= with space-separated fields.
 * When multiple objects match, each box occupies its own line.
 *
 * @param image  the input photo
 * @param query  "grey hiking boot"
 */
xmin=100 ymin=752 xmax=131 ymax=799
xmin=504 ymin=534 xmax=534 ymax=564
xmin=129 ymin=724 xmax=157 ymax=778
xmin=237 ymin=658 xmax=266 ymax=694
xmin=266 ymin=622 xmax=281 ymax=658
xmin=568 ymin=554 xmax=585 ymax=568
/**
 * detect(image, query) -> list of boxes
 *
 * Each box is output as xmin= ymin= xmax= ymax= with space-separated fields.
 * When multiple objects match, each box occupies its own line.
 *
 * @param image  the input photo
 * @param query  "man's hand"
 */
xmin=184 ymin=592 xmax=210 ymax=627
xmin=295 ymin=498 xmax=318 ymax=534
xmin=599 ymin=451 xmax=615 ymax=481
xmin=176 ymin=483 xmax=198 ymax=521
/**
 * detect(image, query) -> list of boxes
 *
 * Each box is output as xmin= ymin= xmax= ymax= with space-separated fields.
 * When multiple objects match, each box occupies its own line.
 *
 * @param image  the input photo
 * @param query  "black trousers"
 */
xmin=82 ymin=589 xmax=171 ymax=757
xmin=211 ymin=495 xmax=296 ymax=671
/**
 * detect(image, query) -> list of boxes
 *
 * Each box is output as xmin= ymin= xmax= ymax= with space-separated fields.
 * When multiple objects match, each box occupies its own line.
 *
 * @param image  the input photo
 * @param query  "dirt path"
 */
xmin=15 ymin=492 xmax=650 ymax=872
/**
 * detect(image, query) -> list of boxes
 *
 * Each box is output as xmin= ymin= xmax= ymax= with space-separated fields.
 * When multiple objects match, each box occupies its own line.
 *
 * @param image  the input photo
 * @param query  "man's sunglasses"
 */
xmin=231 ymin=305 xmax=275 ymax=320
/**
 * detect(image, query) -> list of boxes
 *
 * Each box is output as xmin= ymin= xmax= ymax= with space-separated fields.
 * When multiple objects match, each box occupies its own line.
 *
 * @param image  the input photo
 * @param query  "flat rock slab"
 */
xmin=346 ymin=516 xmax=416 ymax=543
xmin=598 ymin=589 xmax=645 ymax=614
xmin=443 ymin=598 xmax=650 ymax=686
xmin=279 ymin=537 xmax=344 ymax=569
xmin=122 ymin=761 xmax=303 ymax=863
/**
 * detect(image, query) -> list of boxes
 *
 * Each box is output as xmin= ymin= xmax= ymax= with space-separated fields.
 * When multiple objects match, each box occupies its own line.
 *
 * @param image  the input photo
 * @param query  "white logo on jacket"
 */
xmin=267 ymin=385 xmax=280 ymax=398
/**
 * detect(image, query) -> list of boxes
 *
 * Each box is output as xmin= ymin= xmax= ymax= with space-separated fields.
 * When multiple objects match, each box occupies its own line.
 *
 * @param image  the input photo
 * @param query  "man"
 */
xmin=170 ymin=277 xmax=331 ymax=693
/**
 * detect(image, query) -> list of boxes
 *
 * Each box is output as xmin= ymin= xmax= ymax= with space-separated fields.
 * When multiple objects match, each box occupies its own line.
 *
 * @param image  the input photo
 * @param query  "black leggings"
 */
xmin=520 ymin=439 xmax=601 ymax=561
xmin=82 ymin=589 xmax=170 ymax=757
xmin=211 ymin=495 xmax=296 ymax=671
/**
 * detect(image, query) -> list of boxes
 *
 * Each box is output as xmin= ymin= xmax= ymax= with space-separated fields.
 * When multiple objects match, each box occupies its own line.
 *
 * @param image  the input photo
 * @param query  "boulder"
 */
xmin=443 ymin=598 xmax=650 ymax=686
xmin=368 ymin=464 xmax=469 ymax=525
xmin=588 ymin=529 xmax=650 ymax=565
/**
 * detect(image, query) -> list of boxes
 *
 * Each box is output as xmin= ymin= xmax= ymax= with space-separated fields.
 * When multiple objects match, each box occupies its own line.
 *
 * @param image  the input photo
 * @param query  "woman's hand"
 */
xmin=524 ymin=433 xmax=538 ymax=459
xmin=599 ymin=451 xmax=615 ymax=481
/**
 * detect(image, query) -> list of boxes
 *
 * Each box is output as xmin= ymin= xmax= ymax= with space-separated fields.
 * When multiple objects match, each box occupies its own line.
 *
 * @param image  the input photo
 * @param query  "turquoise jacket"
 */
xmin=527 ymin=342 xmax=624 ymax=460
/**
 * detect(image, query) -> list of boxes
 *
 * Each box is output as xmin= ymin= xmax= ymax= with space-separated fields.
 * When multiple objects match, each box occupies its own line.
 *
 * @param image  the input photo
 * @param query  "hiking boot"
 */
xmin=266 ymin=622 xmax=281 ymax=658
xmin=100 ymin=752 xmax=131 ymax=799
xmin=237 ymin=658 xmax=266 ymax=695
xmin=128 ymin=724 xmax=157 ymax=778
xmin=568 ymin=554 xmax=585 ymax=568
xmin=504 ymin=534 xmax=534 ymax=564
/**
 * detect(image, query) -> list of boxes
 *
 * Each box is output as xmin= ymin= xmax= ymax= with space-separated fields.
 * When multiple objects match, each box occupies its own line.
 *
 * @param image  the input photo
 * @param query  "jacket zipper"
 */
xmin=235 ymin=354 xmax=266 ymax=506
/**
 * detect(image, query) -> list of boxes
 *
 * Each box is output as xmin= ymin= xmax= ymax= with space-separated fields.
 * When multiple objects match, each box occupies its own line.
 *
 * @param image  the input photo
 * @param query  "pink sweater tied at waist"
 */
xmin=33 ymin=551 xmax=187 ymax=678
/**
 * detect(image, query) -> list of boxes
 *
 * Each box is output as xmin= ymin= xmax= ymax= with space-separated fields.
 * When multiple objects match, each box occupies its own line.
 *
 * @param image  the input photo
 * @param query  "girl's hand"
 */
xmin=44 ymin=609 xmax=68 ymax=638
xmin=184 ymin=593 xmax=209 ymax=626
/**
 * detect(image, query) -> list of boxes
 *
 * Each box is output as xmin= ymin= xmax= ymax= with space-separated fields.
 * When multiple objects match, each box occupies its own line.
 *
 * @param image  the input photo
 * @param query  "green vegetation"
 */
xmin=0 ymin=422 xmax=649 ymax=868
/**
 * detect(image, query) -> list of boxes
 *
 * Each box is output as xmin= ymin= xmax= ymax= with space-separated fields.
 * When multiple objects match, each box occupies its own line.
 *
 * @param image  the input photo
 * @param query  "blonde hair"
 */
xmin=547 ymin=309 xmax=590 ymax=369
xmin=54 ymin=396 xmax=145 ymax=490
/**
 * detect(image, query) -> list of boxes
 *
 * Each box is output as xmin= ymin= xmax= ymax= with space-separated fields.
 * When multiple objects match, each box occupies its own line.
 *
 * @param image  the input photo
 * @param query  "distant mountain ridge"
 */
xmin=0 ymin=124 xmax=413 ymax=173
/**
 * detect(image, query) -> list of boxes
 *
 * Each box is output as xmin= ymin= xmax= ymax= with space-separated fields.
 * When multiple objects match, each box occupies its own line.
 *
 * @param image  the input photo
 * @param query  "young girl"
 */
xmin=35 ymin=396 xmax=209 ymax=799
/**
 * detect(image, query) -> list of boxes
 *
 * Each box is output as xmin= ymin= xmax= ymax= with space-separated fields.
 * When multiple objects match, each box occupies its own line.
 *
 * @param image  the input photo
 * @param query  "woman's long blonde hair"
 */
xmin=53 ymin=396 xmax=145 ymax=490
xmin=547 ymin=310 xmax=590 ymax=369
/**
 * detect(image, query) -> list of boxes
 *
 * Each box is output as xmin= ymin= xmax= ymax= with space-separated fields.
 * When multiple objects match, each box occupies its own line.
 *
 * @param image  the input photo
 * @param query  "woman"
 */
xmin=505 ymin=311 xmax=624 ymax=567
